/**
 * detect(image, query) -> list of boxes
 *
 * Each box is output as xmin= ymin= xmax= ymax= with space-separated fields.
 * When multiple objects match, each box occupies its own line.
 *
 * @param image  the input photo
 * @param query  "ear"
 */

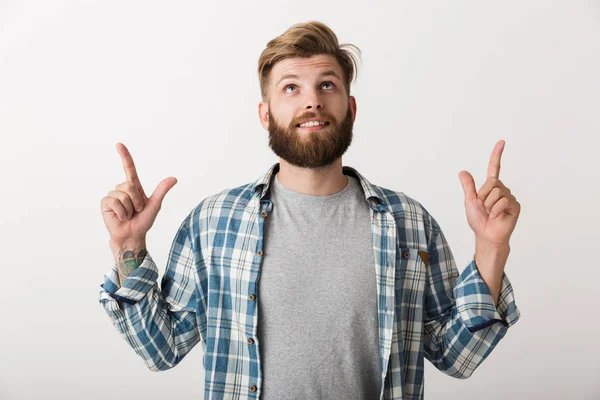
xmin=349 ymin=95 xmax=357 ymax=123
xmin=258 ymin=101 xmax=269 ymax=131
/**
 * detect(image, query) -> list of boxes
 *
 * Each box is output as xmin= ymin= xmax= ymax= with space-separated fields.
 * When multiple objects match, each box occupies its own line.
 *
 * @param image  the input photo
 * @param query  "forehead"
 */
xmin=270 ymin=54 xmax=343 ymax=81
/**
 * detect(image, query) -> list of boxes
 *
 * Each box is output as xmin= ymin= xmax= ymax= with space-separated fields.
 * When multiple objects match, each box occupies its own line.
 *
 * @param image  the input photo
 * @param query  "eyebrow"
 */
xmin=275 ymin=70 xmax=342 ymax=88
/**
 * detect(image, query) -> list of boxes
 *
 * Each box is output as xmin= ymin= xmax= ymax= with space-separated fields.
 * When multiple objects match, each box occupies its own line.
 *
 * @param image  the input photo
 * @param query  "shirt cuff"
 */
xmin=454 ymin=258 xmax=521 ymax=333
xmin=98 ymin=253 xmax=158 ymax=305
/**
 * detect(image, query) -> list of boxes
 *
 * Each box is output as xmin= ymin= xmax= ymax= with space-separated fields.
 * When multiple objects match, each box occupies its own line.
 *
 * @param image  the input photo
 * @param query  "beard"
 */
xmin=268 ymin=105 xmax=354 ymax=169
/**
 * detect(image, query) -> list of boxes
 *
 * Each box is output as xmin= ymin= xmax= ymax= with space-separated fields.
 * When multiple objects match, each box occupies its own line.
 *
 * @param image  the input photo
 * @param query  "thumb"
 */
xmin=149 ymin=177 xmax=178 ymax=209
xmin=458 ymin=171 xmax=477 ymax=201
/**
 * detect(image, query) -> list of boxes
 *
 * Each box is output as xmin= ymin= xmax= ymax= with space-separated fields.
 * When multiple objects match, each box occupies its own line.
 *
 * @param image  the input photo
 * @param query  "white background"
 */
xmin=1 ymin=1 xmax=599 ymax=399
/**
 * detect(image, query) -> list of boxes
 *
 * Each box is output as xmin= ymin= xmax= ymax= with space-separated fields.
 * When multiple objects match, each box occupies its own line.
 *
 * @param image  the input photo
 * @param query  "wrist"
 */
xmin=474 ymin=241 xmax=510 ymax=269
xmin=109 ymin=236 xmax=147 ymax=256
xmin=473 ymin=239 xmax=510 ymax=306
xmin=475 ymin=238 xmax=510 ymax=256
xmin=109 ymin=236 xmax=147 ymax=287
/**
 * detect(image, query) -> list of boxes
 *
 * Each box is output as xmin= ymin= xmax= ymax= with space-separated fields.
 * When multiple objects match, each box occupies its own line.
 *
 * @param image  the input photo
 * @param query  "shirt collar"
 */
xmin=252 ymin=162 xmax=389 ymax=212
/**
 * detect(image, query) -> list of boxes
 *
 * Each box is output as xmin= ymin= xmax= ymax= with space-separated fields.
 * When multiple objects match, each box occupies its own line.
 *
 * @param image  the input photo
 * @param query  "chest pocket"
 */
xmin=395 ymin=248 xmax=428 ymax=307
xmin=394 ymin=247 xmax=429 ymax=386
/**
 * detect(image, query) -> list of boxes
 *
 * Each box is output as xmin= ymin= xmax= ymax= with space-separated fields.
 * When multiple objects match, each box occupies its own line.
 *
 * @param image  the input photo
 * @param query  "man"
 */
xmin=99 ymin=21 xmax=521 ymax=400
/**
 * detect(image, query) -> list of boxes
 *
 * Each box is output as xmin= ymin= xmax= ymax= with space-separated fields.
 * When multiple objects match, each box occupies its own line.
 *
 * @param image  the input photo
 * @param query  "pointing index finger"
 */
xmin=116 ymin=143 xmax=144 ymax=192
xmin=487 ymin=140 xmax=505 ymax=179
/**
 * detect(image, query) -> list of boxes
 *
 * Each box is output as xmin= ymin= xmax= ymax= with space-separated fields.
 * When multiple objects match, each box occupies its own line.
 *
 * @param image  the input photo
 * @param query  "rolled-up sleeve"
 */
xmin=454 ymin=259 xmax=521 ymax=333
xmin=98 ymin=209 xmax=207 ymax=372
xmin=99 ymin=253 xmax=158 ymax=307
xmin=423 ymin=216 xmax=521 ymax=379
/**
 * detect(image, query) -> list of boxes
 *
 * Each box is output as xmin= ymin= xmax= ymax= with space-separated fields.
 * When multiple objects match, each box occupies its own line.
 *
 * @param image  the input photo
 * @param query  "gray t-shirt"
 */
xmin=257 ymin=172 xmax=381 ymax=399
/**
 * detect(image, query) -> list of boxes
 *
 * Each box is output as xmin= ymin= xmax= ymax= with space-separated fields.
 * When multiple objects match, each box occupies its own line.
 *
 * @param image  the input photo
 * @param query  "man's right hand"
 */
xmin=100 ymin=142 xmax=178 ymax=245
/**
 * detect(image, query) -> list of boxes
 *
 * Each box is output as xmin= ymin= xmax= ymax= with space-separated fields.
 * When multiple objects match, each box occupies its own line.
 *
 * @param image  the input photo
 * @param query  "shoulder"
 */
xmin=175 ymin=181 xmax=258 ymax=247
xmin=376 ymin=185 xmax=434 ymax=225
xmin=187 ymin=181 xmax=258 ymax=223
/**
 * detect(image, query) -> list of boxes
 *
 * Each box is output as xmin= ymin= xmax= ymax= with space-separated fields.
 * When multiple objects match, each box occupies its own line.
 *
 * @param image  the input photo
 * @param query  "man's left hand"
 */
xmin=458 ymin=140 xmax=521 ymax=248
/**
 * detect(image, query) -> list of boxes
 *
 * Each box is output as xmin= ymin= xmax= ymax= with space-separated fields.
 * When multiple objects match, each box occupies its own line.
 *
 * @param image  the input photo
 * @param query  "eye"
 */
xmin=321 ymin=81 xmax=335 ymax=89
xmin=284 ymin=84 xmax=297 ymax=93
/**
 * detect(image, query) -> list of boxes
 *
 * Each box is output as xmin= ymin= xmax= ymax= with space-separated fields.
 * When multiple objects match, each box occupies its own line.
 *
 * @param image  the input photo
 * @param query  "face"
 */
xmin=258 ymin=54 xmax=357 ymax=169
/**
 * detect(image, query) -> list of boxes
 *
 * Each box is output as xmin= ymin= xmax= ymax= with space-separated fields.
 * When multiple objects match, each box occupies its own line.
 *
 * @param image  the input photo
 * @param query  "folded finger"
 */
xmin=102 ymin=196 xmax=128 ymax=222
xmin=477 ymin=177 xmax=508 ymax=204
xmin=489 ymin=197 xmax=513 ymax=219
xmin=108 ymin=190 xmax=134 ymax=219
xmin=483 ymin=187 xmax=510 ymax=213
xmin=116 ymin=181 xmax=145 ymax=212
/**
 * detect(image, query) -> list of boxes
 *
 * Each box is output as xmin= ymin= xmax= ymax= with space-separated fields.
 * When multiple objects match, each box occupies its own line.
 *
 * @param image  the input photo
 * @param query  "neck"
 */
xmin=276 ymin=158 xmax=348 ymax=196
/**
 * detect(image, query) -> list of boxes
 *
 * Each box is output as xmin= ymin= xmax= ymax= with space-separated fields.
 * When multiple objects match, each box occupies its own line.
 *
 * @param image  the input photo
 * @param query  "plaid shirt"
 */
xmin=99 ymin=162 xmax=520 ymax=400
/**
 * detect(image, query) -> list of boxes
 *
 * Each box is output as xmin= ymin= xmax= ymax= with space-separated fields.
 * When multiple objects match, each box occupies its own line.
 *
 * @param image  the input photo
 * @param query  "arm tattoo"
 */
xmin=117 ymin=247 xmax=148 ymax=283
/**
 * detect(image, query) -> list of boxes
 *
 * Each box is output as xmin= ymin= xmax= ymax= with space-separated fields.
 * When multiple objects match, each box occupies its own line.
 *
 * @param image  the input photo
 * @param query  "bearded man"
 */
xmin=99 ymin=20 xmax=521 ymax=400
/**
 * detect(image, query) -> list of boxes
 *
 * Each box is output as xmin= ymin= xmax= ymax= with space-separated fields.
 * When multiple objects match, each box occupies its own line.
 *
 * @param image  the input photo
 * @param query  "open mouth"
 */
xmin=296 ymin=121 xmax=330 ymax=129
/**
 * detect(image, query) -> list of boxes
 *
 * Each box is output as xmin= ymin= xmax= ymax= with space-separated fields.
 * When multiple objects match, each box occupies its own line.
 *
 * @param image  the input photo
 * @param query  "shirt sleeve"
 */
xmin=422 ymin=216 xmax=521 ymax=379
xmin=98 ymin=211 xmax=208 ymax=371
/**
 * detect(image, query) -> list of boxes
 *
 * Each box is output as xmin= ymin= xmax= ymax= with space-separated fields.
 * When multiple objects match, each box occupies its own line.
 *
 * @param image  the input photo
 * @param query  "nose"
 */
xmin=305 ymin=89 xmax=323 ymax=110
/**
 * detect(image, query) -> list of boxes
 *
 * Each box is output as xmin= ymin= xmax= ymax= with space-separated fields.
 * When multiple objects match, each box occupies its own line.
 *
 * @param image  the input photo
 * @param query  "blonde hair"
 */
xmin=258 ymin=21 xmax=361 ymax=100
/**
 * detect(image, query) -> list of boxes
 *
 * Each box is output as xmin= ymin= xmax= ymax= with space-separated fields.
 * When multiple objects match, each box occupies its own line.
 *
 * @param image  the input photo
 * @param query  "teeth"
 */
xmin=299 ymin=121 xmax=326 ymax=127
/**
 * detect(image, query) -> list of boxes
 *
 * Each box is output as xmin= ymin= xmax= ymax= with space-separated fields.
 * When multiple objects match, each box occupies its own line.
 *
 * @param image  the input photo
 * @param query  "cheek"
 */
xmin=330 ymin=105 xmax=349 ymax=123
xmin=325 ymin=96 xmax=349 ymax=115
xmin=270 ymin=104 xmax=297 ymax=126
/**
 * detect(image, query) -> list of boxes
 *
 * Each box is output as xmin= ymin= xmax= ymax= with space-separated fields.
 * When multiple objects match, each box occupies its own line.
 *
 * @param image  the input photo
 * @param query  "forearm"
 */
xmin=474 ymin=240 xmax=510 ymax=306
xmin=423 ymin=217 xmax=520 ymax=378
xmin=98 ymin=251 xmax=201 ymax=371
xmin=109 ymin=237 xmax=147 ymax=287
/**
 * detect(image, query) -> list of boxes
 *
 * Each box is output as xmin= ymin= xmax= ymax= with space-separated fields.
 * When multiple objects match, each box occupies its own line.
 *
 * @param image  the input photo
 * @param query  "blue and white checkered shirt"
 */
xmin=99 ymin=162 xmax=520 ymax=399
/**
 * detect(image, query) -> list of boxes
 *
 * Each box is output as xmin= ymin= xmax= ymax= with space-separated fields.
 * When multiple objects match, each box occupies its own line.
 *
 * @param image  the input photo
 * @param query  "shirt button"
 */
xmin=403 ymin=251 xmax=409 ymax=259
xmin=261 ymin=211 xmax=268 ymax=218
xmin=257 ymin=250 xmax=264 ymax=256
xmin=249 ymin=294 xmax=256 ymax=301
xmin=247 ymin=338 xmax=254 ymax=344
xmin=250 ymin=385 xmax=257 ymax=392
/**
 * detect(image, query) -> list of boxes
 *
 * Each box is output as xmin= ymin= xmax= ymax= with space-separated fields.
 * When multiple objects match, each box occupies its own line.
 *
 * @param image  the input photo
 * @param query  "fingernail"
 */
xmin=489 ymin=212 xmax=496 ymax=219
